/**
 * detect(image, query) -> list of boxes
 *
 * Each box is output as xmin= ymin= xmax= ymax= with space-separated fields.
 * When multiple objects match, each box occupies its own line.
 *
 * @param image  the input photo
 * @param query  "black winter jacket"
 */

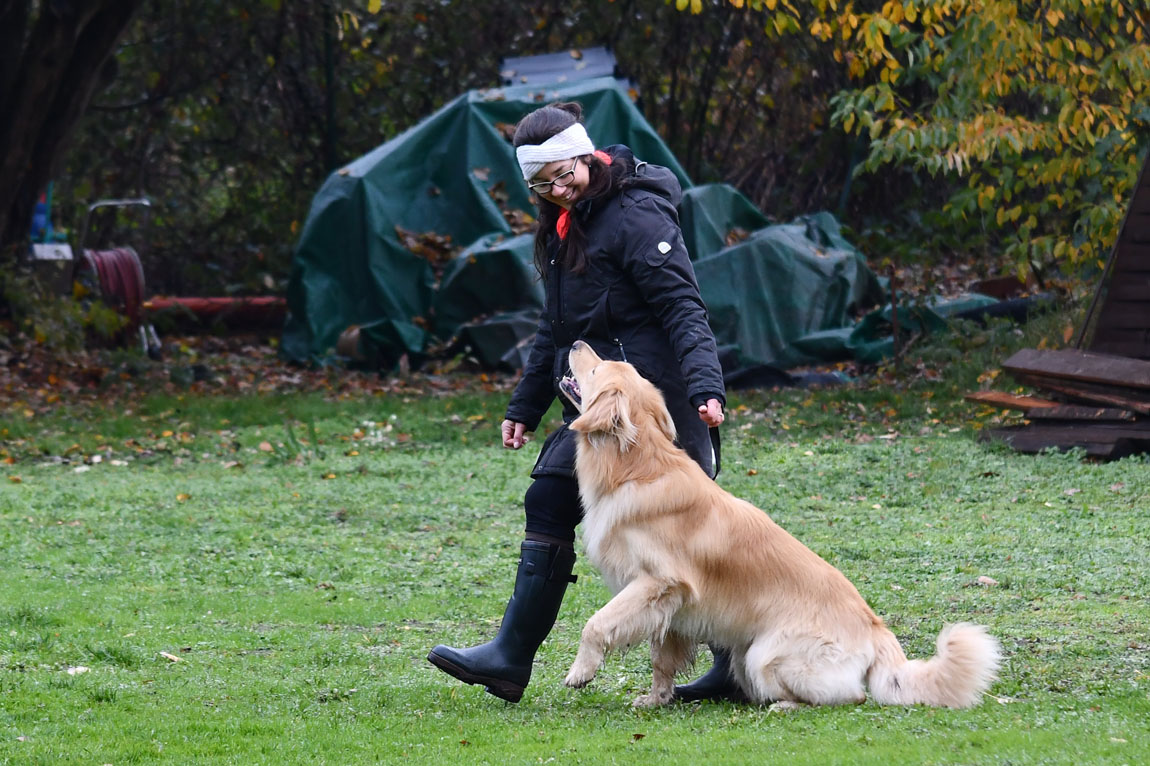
xmin=505 ymin=145 xmax=726 ymax=479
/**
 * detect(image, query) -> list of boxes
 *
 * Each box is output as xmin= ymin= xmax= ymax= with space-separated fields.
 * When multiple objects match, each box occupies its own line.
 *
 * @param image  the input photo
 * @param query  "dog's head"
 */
xmin=561 ymin=341 xmax=676 ymax=452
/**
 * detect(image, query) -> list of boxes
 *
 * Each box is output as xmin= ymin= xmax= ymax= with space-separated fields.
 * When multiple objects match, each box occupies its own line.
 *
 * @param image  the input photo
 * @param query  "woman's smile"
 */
xmin=531 ymin=157 xmax=589 ymax=210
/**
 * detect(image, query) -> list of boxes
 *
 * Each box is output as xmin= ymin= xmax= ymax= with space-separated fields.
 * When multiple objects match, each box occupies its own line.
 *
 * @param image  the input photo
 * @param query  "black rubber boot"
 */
xmin=673 ymin=644 xmax=749 ymax=703
xmin=427 ymin=540 xmax=577 ymax=703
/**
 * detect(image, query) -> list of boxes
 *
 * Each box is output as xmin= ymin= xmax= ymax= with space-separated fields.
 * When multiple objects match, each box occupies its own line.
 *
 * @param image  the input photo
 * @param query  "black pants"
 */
xmin=523 ymin=475 xmax=582 ymax=544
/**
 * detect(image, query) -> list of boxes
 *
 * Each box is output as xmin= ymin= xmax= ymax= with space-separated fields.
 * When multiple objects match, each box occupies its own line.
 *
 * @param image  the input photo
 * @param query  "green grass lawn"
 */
xmin=2 ymin=330 xmax=1149 ymax=763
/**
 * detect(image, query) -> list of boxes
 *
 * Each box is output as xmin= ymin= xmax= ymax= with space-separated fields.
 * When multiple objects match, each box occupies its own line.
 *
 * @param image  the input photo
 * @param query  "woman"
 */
xmin=427 ymin=102 xmax=737 ymax=703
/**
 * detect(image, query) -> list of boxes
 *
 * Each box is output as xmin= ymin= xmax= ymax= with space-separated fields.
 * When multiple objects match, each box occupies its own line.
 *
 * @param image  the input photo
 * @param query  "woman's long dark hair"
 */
xmin=513 ymin=102 xmax=632 ymax=277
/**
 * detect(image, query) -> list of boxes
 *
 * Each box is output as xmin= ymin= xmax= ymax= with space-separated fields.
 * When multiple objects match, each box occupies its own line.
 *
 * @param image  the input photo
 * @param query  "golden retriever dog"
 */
xmin=558 ymin=340 xmax=1000 ymax=709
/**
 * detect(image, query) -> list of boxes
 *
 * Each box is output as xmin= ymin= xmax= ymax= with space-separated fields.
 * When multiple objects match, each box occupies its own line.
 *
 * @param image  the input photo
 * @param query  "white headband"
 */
xmin=515 ymin=123 xmax=595 ymax=181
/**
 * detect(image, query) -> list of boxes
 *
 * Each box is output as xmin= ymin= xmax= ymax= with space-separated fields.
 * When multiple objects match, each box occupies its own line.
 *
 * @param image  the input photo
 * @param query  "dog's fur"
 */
xmin=560 ymin=341 xmax=1000 ymax=709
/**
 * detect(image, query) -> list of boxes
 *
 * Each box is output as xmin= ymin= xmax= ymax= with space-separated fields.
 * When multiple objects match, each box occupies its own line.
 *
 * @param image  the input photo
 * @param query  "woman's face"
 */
xmin=529 ymin=157 xmax=590 ymax=210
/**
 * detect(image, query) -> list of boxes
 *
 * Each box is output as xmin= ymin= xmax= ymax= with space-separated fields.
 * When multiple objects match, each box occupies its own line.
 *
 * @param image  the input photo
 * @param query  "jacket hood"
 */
xmin=602 ymin=144 xmax=683 ymax=208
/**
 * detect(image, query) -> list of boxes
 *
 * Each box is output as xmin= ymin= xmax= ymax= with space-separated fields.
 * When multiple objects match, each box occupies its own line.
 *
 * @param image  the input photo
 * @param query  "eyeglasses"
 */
xmin=527 ymin=158 xmax=579 ymax=195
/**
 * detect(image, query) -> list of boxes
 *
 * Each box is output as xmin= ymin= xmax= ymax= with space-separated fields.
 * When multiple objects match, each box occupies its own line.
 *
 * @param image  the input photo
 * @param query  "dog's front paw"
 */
xmin=632 ymin=690 xmax=673 ymax=708
xmin=767 ymin=700 xmax=803 ymax=713
xmin=564 ymin=648 xmax=601 ymax=688
xmin=564 ymin=665 xmax=596 ymax=689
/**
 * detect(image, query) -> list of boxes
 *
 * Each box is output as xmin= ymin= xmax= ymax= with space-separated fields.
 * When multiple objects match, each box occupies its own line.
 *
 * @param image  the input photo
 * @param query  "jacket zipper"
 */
xmin=601 ymin=279 xmax=627 ymax=362
xmin=552 ymin=256 xmax=563 ymax=341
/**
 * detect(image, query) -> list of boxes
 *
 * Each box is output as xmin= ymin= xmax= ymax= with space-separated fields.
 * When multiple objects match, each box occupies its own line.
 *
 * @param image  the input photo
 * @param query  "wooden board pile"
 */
xmin=969 ymin=348 xmax=1150 ymax=459
xmin=967 ymin=148 xmax=1150 ymax=459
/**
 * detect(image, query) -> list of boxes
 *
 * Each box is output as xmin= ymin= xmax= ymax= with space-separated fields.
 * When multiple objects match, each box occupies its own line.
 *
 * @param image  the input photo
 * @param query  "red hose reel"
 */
xmin=77 ymin=246 xmax=146 ymax=330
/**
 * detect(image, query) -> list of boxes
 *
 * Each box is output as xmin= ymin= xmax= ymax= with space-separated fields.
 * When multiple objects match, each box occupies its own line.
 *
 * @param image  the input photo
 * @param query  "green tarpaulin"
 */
xmin=694 ymin=211 xmax=885 ymax=370
xmin=795 ymin=292 xmax=1001 ymax=365
xmin=282 ymin=77 xmax=688 ymax=364
xmin=431 ymin=233 xmax=539 ymax=340
xmin=283 ymin=76 xmax=954 ymax=375
xmin=678 ymin=183 xmax=770 ymax=261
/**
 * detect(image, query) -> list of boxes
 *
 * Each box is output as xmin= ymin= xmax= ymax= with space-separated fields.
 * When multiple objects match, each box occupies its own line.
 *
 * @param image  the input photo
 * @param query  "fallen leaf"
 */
xmin=159 ymin=651 xmax=182 ymax=662
xmin=7 ymin=476 xmax=20 ymax=483
xmin=66 ymin=666 xmax=90 ymax=675
xmin=258 ymin=441 xmax=274 ymax=452
xmin=632 ymin=733 xmax=646 ymax=741
xmin=176 ymin=493 xmax=191 ymax=502
xmin=977 ymin=576 xmax=999 ymax=587
xmin=1064 ymin=488 xmax=1081 ymax=496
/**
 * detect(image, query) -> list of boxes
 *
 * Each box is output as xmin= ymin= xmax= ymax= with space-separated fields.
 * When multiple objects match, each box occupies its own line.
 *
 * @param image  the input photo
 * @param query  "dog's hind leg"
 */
xmin=565 ymin=575 xmax=687 ymax=689
xmin=743 ymin=632 xmax=799 ymax=705
xmin=634 ymin=630 xmax=694 ymax=708
xmin=786 ymin=650 xmax=868 ymax=706
xmin=759 ymin=636 xmax=868 ymax=707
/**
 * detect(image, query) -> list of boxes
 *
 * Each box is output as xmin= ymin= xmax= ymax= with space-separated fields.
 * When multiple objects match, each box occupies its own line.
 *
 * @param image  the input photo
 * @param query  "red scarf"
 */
xmin=556 ymin=150 xmax=613 ymax=240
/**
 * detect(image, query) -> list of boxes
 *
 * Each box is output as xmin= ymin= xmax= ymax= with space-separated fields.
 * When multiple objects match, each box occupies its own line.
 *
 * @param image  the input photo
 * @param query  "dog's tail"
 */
xmin=867 ymin=623 xmax=1000 ymax=708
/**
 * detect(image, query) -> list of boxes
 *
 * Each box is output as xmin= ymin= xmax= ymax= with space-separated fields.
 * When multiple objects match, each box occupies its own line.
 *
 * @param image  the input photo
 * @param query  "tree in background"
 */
xmin=615 ymin=1 xmax=855 ymax=214
xmin=698 ymin=0 xmax=1150 ymax=280
xmin=55 ymin=0 xmax=571 ymax=296
xmin=0 ymin=0 xmax=144 ymax=254
xmin=47 ymin=0 xmax=862 ymax=299
xmin=15 ymin=0 xmax=1137 ymax=351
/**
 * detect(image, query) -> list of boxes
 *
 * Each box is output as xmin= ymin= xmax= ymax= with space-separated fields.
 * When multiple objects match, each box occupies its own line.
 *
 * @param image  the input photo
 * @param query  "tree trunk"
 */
xmin=0 ymin=0 xmax=143 ymax=253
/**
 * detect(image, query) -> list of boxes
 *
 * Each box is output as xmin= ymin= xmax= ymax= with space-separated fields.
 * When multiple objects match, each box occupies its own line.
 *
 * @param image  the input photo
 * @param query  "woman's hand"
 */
xmin=697 ymin=398 xmax=724 ymax=428
xmin=501 ymin=419 xmax=530 ymax=449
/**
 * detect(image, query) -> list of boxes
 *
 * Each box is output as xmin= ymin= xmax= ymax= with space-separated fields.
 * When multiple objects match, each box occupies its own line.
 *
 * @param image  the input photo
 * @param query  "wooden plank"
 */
xmin=1105 ymin=279 xmax=1150 ymax=302
xmin=1088 ymin=339 xmax=1150 ymax=360
xmin=1112 ymin=242 xmax=1150 ymax=272
xmin=1094 ymin=302 xmax=1150 ymax=329
xmin=963 ymin=390 xmax=1060 ymax=411
xmin=1003 ymin=348 xmax=1150 ymax=390
xmin=1128 ymin=213 xmax=1150 ymax=244
xmin=1010 ymin=373 xmax=1150 ymax=414
xmin=981 ymin=427 xmax=1136 ymax=458
xmin=1026 ymin=405 xmax=1140 ymax=422
xmin=1112 ymin=260 xmax=1150 ymax=276
xmin=1112 ymin=264 xmax=1150 ymax=278
xmin=1021 ymin=422 xmax=1150 ymax=440
xmin=986 ymin=422 xmax=1150 ymax=449
xmin=970 ymin=275 xmax=1031 ymax=300
xmin=1130 ymin=190 xmax=1150 ymax=216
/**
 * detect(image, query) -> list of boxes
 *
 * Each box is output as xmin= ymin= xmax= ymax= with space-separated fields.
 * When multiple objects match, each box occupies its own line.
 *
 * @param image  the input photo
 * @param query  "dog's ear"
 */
xmin=653 ymin=398 xmax=677 ymax=442
xmin=570 ymin=387 xmax=638 ymax=451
